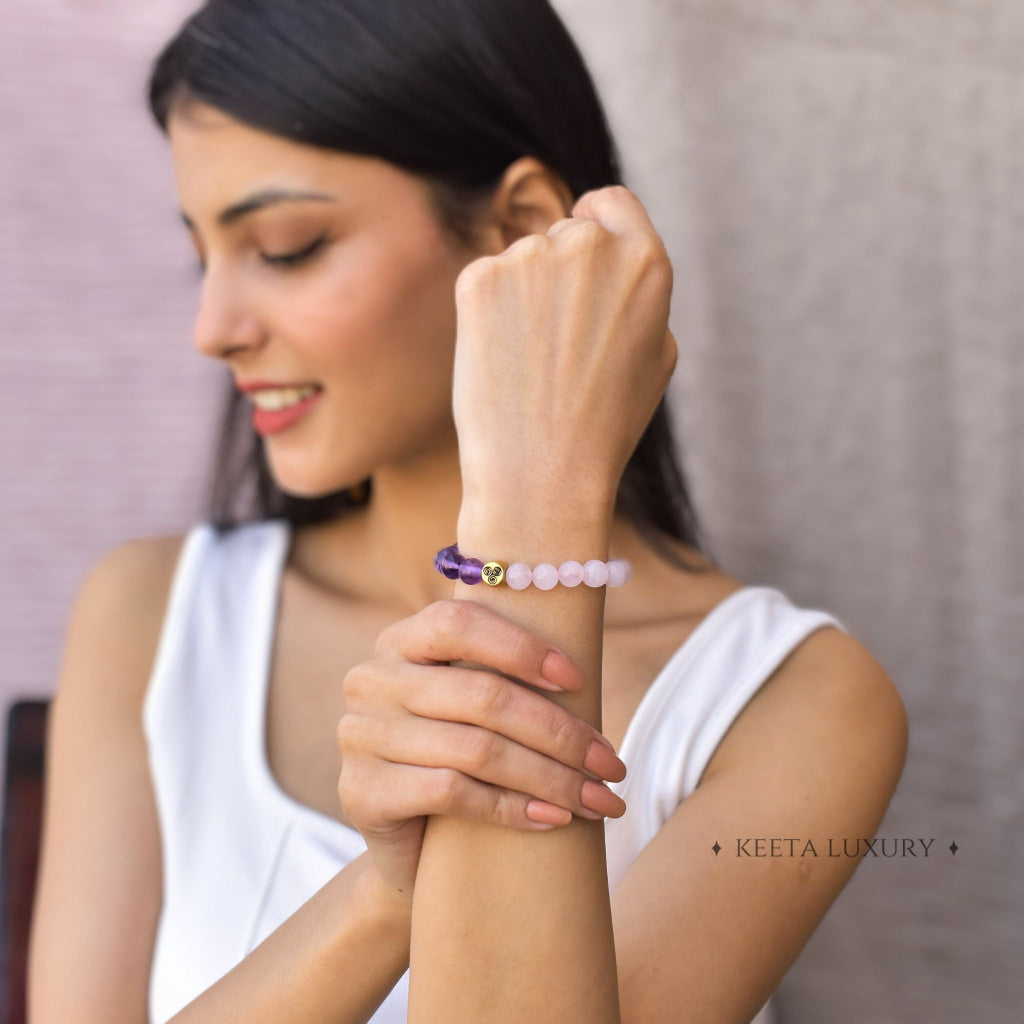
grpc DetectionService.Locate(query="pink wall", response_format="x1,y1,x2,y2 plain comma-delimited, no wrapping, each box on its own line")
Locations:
1,3,219,725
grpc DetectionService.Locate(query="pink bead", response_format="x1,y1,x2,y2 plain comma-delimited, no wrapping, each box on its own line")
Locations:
532,562,559,590
606,559,630,587
582,559,609,587
505,562,533,590
557,560,584,587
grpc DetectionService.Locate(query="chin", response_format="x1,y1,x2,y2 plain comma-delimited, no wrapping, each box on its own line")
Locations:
267,460,371,502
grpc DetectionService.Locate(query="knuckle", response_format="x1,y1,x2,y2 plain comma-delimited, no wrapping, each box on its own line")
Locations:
549,710,580,756
433,597,474,639
455,255,496,298
341,665,364,703
648,250,674,290
466,671,507,721
455,260,482,295
564,219,604,247
507,233,548,261
373,621,396,656
458,728,501,774
430,768,464,813
505,626,534,673
663,336,679,378
626,232,661,267
336,769,362,818
494,787,525,827
335,711,369,754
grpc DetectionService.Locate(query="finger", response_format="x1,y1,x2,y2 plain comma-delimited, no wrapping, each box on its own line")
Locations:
571,183,658,238
353,713,626,821
383,659,626,782
359,761,589,832
377,598,586,693
545,215,579,239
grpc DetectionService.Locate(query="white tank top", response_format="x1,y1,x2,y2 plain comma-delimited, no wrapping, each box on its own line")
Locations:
142,519,846,1024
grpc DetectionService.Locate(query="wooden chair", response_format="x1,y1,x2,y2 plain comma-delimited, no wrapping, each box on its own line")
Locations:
0,701,50,1024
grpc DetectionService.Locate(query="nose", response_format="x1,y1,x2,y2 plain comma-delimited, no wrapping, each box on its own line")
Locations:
192,263,267,359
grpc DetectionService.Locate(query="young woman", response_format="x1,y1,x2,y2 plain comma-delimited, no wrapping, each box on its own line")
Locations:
27,2,908,1022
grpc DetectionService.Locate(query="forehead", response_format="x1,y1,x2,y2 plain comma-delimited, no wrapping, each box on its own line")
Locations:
167,100,426,221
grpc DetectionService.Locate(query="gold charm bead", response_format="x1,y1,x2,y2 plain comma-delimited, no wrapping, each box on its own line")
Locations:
481,562,505,587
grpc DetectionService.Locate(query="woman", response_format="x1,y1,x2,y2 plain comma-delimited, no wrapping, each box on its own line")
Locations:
27,1,908,1022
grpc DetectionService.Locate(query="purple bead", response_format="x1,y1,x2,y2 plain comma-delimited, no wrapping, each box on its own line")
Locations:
439,548,464,580
458,556,484,585
435,544,456,573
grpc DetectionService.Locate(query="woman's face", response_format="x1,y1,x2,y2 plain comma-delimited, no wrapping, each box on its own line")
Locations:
167,100,480,497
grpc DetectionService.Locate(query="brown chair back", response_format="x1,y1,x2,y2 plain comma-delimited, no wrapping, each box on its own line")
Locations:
0,701,50,1024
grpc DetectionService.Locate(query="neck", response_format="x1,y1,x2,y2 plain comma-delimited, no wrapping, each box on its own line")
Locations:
287,445,686,624
290,443,466,615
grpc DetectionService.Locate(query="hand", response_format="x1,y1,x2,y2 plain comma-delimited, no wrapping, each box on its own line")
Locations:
452,184,677,509
335,599,628,908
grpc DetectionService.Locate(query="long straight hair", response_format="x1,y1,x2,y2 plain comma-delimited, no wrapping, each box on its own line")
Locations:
147,0,716,571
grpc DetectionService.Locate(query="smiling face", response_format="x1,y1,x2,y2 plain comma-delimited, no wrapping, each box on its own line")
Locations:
167,99,481,497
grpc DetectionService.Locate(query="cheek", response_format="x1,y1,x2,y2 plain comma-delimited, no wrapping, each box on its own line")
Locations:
299,230,462,376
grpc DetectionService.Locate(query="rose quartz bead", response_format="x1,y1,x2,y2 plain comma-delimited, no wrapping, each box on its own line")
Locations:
557,560,584,587
531,562,559,590
606,559,631,587
505,562,533,590
582,558,609,587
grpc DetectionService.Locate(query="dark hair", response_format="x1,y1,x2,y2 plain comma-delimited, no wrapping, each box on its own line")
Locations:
148,0,716,572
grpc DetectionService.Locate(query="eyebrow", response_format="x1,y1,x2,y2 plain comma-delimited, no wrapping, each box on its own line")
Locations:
179,188,338,230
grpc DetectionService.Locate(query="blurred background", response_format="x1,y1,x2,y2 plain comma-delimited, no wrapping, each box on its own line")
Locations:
1,1,1020,1021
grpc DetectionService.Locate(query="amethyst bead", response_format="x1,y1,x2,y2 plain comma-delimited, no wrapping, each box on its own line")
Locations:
458,556,484,585
439,547,464,580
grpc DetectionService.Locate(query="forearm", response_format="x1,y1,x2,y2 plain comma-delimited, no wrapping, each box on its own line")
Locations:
408,492,621,1023
169,851,411,1024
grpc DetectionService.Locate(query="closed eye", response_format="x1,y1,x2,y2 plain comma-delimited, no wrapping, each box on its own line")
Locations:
261,233,328,268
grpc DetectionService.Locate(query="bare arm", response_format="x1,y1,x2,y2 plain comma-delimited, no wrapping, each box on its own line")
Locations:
27,538,412,1024
406,183,675,1023
166,850,411,1024
408,500,622,1022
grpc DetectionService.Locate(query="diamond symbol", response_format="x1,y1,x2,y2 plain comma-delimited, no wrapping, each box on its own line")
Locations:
712,841,722,855
949,840,958,855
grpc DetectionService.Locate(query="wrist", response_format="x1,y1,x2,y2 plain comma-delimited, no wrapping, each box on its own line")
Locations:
457,486,616,561
351,853,414,934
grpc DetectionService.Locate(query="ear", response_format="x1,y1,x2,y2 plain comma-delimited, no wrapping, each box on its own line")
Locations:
475,156,575,253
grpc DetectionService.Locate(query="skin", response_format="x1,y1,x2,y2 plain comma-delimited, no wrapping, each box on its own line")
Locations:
27,96,908,1024
170,98,697,622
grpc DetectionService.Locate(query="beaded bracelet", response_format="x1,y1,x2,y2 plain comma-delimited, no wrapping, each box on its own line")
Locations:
434,542,633,590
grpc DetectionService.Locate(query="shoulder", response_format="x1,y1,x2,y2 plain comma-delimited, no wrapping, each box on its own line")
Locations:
702,619,909,796
60,532,192,707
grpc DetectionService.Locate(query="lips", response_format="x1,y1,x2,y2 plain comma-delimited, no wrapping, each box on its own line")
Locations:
249,387,324,437
235,379,323,393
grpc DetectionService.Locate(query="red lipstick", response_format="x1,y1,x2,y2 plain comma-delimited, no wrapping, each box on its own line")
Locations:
242,384,324,436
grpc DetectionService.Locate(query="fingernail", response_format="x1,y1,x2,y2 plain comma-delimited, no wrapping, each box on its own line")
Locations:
584,740,627,782
580,779,627,818
525,799,573,827
540,649,580,690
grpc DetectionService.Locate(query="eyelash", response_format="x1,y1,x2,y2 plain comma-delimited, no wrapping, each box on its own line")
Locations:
261,233,328,268
193,234,327,276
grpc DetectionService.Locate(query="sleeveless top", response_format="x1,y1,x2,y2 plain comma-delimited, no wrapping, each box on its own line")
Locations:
142,519,847,1024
